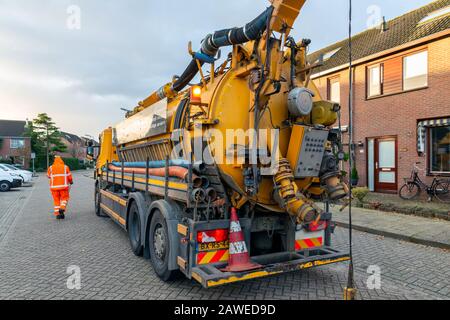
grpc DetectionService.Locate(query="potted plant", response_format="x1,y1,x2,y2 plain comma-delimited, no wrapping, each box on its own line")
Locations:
352,187,369,208
351,166,359,187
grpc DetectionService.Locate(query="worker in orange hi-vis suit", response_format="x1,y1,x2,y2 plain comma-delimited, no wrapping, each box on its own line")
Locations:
47,156,73,220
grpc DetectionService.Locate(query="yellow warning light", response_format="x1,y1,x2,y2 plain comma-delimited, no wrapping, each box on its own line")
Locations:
190,86,202,104
192,86,202,97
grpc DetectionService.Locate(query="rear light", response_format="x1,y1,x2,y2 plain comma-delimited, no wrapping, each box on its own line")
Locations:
197,229,228,243
308,221,327,232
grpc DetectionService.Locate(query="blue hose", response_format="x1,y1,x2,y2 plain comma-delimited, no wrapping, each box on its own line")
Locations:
111,160,190,169
111,160,205,172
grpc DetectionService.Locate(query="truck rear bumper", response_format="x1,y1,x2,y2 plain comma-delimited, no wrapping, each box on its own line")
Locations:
191,247,350,288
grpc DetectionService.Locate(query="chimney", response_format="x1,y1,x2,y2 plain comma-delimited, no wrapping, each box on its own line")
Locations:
380,16,388,32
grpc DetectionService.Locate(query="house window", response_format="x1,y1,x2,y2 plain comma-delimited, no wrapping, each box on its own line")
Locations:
368,64,382,97
418,6,450,25
403,51,428,91
10,139,25,149
429,125,450,174
322,48,341,61
328,77,340,104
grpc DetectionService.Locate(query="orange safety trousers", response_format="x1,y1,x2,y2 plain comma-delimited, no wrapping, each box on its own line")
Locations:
51,189,70,216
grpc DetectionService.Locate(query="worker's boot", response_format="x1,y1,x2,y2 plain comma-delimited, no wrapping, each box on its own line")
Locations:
59,209,66,220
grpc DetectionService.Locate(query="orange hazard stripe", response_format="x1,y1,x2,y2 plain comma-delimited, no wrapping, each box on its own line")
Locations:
295,237,323,250
197,249,229,265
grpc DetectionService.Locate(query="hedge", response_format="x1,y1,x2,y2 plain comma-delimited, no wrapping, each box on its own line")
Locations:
62,158,86,171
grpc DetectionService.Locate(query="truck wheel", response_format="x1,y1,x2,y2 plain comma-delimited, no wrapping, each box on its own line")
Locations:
148,209,177,281
94,185,108,218
0,181,11,192
94,186,101,215
128,202,143,256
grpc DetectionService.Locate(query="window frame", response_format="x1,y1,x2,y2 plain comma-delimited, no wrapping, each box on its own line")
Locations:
418,6,450,25
366,63,384,98
327,76,341,104
364,48,429,100
427,126,450,176
10,138,25,149
402,50,429,92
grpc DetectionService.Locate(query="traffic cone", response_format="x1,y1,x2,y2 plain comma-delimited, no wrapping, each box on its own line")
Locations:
222,208,262,272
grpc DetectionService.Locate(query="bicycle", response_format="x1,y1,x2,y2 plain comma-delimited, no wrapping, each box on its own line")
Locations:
399,162,450,203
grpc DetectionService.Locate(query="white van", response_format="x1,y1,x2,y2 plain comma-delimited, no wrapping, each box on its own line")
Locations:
0,170,22,192
0,164,32,183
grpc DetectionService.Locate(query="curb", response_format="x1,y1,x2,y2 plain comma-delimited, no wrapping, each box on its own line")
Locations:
336,221,450,251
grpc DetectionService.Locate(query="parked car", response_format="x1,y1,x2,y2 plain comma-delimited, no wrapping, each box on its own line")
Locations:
0,170,22,192
0,164,32,183
0,166,25,185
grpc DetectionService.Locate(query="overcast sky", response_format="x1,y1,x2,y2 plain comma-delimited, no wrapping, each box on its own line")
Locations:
0,0,433,137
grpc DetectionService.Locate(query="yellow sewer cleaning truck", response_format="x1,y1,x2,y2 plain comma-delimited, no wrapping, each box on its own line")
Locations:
89,0,350,288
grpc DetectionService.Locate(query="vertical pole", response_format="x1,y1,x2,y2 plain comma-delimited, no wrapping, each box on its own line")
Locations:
325,200,331,247
46,125,49,169
344,0,356,301
132,171,135,192
145,157,149,193
112,165,116,186
348,0,354,270
121,160,124,189
106,160,109,183
210,62,215,84
164,156,169,201
188,151,193,208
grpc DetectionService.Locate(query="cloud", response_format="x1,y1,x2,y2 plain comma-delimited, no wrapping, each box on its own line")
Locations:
0,0,432,136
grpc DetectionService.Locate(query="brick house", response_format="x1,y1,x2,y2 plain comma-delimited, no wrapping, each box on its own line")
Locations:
0,120,32,169
57,132,87,160
310,0,450,193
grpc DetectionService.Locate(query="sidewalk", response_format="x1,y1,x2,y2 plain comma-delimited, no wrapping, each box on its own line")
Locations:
364,192,450,221
330,204,450,250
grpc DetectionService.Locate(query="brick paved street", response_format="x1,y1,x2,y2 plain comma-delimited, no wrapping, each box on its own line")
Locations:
0,172,449,300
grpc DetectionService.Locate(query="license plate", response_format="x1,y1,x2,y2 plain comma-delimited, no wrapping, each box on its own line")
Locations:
198,240,229,252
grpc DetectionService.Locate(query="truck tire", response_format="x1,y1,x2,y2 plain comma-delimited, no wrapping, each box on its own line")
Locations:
94,185,108,218
0,181,11,192
148,209,177,281
128,202,143,256
94,186,101,216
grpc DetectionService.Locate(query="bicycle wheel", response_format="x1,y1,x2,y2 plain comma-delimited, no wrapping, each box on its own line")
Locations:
399,182,420,200
434,180,450,203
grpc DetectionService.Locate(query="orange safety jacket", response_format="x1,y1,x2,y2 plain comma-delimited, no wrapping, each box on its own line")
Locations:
47,158,73,191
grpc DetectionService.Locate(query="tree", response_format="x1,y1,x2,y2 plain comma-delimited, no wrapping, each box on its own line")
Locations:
25,114,67,169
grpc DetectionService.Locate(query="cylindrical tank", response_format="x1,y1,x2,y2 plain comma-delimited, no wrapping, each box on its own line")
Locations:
115,53,326,208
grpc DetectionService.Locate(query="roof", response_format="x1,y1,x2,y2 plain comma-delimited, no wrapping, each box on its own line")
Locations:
308,0,450,75
0,120,28,138
60,132,98,145
61,132,84,144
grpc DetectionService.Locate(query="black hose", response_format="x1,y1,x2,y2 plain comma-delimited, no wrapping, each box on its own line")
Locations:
171,6,274,93
173,59,203,92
